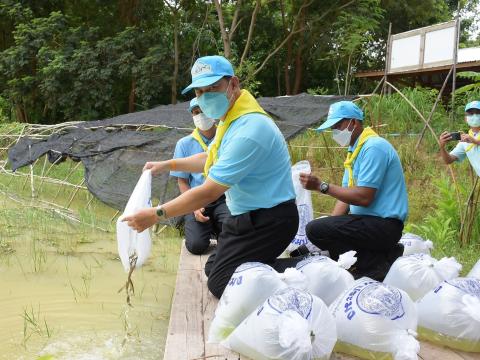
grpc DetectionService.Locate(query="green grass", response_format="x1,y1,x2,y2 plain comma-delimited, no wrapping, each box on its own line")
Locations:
1,86,479,274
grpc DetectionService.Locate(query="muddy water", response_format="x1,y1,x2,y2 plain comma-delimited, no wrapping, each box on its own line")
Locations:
0,195,180,360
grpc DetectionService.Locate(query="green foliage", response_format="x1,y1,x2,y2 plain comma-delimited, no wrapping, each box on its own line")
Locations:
455,71,480,94
0,0,469,123
362,87,450,135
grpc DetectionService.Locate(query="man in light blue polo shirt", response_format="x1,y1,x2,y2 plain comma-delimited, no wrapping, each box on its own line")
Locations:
170,98,230,255
123,55,298,298
300,101,408,281
439,100,480,176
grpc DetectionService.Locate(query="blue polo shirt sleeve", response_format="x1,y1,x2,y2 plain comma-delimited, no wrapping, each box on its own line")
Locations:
341,169,349,187
170,139,189,179
450,142,467,162
355,145,388,189
208,137,265,187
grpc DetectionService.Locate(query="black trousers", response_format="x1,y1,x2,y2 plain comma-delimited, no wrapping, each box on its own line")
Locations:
184,195,230,255
305,215,403,271
205,200,299,299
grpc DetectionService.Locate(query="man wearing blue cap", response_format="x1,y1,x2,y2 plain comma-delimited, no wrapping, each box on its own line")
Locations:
170,98,230,255
299,101,408,280
123,55,298,298
439,100,480,176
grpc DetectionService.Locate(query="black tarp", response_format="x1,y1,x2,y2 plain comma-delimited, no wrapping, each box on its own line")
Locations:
8,94,352,210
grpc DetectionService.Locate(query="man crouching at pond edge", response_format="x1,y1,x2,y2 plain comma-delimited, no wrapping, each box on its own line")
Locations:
122,55,298,298
300,101,407,281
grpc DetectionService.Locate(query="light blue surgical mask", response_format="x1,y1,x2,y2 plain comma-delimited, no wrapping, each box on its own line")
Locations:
466,114,480,127
198,81,232,119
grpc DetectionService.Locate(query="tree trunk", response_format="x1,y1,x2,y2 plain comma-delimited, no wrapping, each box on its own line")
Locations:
240,0,261,67
171,13,179,104
213,0,231,59
129,78,136,112
293,8,306,94
15,104,26,123
285,37,292,95
280,0,291,95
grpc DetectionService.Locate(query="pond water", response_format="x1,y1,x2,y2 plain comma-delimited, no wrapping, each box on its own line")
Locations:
0,194,180,360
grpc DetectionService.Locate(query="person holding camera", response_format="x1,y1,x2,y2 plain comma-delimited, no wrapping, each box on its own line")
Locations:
439,100,480,176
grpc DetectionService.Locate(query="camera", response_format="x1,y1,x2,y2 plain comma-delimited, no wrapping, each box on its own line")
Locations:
449,132,461,141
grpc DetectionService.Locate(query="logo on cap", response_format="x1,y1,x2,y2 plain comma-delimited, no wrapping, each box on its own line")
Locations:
192,62,212,77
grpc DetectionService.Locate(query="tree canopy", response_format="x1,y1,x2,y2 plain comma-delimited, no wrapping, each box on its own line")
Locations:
0,0,478,124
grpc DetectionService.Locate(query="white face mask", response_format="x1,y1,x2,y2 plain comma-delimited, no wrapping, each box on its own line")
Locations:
332,120,354,146
466,114,480,127
193,113,215,131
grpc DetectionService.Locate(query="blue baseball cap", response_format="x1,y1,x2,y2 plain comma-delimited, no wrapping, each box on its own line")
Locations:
465,100,480,112
316,101,364,132
181,55,234,95
189,97,199,112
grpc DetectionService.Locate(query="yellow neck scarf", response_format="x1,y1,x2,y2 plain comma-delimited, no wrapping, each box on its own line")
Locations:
344,127,379,187
203,89,268,176
191,128,209,151
466,129,480,152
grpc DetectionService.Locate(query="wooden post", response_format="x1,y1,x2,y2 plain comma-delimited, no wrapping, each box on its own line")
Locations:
382,23,392,94
450,15,460,121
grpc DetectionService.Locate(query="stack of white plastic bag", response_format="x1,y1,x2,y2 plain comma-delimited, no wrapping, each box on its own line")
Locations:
296,251,357,306
208,262,289,342
468,259,480,279
286,160,321,254
417,277,480,352
116,169,152,272
224,287,337,360
330,278,419,360
384,253,462,301
398,233,433,256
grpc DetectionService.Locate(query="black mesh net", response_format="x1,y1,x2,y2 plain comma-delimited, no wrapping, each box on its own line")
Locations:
8,94,352,210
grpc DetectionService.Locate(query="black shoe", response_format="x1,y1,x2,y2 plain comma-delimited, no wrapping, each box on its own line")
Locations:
388,243,404,264
289,245,311,258
349,244,404,282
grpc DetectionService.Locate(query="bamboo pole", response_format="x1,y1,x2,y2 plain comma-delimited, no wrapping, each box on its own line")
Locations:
65,178,86,209
54,161,82,200
415,65,454,151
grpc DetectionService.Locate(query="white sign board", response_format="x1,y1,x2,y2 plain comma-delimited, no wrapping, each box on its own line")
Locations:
388,21,457,74
390,35,421,69
423,26,456,66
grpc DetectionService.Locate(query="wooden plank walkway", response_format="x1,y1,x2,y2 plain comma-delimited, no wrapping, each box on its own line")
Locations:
164,242,480,360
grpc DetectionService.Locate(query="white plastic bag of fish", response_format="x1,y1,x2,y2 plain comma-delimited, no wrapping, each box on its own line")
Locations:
384,254,462,301
417,277,480,352
329,278,419,360
279,267,308,291
296,251,356,306
208,262,287,343
286,160,320,254
468,259,480,280
116,170,152,272
399,233,433,256
224,287,337,360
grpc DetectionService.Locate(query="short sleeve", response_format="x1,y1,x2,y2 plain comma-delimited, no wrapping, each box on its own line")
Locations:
170,140,190,179
341,169,349,187
355,146,388,189
450,142,466,163
208,137,266,187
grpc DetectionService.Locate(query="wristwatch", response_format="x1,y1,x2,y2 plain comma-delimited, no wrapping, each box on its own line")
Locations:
319,181,329,194
156,205,167,220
